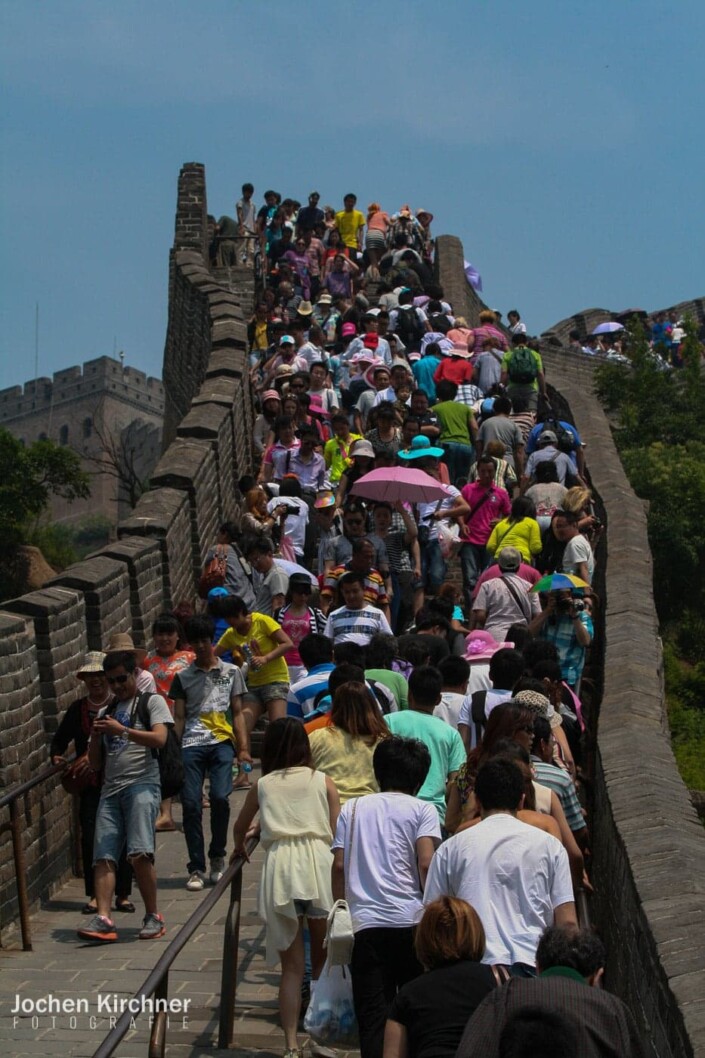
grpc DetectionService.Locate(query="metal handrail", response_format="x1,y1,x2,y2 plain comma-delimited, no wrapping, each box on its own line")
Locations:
0,755,77,950
91,834,259,1058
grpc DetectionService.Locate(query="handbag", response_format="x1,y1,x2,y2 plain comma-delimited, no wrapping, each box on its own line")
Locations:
325,900,354,966
60,754,100,795
324,797,357,966
198,544,228,598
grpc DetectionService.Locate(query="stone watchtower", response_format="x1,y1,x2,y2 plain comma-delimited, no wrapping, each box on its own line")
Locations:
0,356,164,524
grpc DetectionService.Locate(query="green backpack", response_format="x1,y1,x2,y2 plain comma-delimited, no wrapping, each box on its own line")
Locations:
508,345,538,384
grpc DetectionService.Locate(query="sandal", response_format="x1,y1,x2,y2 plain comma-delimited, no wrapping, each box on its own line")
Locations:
81,902,97,915
155,820,177,832
115,899,136,913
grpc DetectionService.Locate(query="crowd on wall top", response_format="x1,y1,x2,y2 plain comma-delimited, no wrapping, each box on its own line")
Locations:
52,182,647,1058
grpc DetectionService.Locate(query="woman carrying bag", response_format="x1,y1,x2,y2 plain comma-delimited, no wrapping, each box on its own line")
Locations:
232,718,340,1058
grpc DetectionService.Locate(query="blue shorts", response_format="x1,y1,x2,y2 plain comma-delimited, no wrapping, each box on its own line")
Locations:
293,899,329,919
93,782,160,866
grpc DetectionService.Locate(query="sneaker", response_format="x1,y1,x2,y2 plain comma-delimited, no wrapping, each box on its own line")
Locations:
210,857,226,884
186,870,206,891
77,914,118,943
139,912,166,940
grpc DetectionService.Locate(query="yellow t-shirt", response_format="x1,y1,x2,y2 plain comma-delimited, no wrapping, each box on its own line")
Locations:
217,613,289,687
486,516,542,562
308,726,382,804
324,432,363,482
335,209,365,249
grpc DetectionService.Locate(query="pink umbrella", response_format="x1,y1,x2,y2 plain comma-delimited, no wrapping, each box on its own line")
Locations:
350,467,452,503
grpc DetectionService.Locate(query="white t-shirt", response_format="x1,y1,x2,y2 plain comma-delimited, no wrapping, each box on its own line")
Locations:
423,813,573,966
433,691,465,728
324,604,392,645
298,341,326,368
560,535,594,583
457,688,515,748
267,496,309,555
332,793,441,931
473,575,541,643
417,485,461,542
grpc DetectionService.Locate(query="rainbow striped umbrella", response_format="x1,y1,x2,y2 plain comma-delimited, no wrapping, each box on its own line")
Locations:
530,573,590,593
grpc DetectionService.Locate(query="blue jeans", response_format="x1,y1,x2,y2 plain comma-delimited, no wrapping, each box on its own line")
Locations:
460,542,489,609
182,741,235,873
422,538,446,595
442,442,475,486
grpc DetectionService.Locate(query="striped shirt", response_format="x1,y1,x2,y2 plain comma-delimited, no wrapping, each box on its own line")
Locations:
322,564,388,607
324,605,393,645
531,758,585,832
287,662,335,720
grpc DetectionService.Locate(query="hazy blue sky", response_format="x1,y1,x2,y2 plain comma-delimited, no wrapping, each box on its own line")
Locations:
1,0,703,391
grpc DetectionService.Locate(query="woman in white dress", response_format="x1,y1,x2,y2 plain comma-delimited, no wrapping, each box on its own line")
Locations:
232,718,340,1058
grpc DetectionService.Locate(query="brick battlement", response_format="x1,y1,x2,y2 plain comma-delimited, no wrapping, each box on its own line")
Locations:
0,356,164,423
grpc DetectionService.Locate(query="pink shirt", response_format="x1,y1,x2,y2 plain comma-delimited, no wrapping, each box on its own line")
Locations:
367,211,391,233
472,561,542,600
460,483,511,545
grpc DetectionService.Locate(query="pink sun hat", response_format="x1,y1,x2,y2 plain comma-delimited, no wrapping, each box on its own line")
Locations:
464,630,514,662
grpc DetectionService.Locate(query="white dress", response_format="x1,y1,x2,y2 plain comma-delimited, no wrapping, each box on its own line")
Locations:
257,767,334,964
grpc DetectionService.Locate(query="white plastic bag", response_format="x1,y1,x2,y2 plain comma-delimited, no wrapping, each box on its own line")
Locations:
303,959,358,1045
324,899,354,966
438,518,461,559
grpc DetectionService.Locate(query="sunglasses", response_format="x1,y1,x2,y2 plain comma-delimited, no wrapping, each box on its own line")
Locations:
292,585,312,594
106,674,130,685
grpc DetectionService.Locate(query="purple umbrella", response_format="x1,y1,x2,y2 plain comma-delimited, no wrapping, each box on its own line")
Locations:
591,321,625,335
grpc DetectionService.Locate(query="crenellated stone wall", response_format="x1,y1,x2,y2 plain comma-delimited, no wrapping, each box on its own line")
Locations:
0,163,258,939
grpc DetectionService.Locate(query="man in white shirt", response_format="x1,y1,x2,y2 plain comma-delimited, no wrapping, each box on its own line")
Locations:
555,512,595,584
332,735,441,1058
424,757,577,973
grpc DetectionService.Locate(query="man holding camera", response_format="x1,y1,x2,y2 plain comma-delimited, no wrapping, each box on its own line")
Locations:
529,590,593,690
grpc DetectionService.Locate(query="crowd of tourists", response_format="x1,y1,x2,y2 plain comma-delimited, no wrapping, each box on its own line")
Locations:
52,185,644,1058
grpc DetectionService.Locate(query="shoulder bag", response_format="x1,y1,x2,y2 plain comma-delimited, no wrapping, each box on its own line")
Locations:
325,798,357,965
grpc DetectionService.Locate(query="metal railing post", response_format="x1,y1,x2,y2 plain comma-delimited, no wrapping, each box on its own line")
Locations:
218,868,244,1049
10,798,33,951
148,972,169,1058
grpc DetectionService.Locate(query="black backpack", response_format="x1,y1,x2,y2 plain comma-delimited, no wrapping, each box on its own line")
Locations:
540,416,576,455
135,693,184,799
428,312,452,335
395,306,425,349
470,690,488,747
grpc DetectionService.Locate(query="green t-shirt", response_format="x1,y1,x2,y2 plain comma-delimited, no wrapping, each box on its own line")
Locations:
365,668,409,711
434,401,475,445
386,710,466,820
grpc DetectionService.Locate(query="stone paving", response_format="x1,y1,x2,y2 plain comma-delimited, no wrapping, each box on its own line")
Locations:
0,775,360,1058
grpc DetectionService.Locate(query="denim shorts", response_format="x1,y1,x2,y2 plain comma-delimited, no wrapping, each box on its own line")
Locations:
245,682,290,707
294,899,329,919
93,782,160,866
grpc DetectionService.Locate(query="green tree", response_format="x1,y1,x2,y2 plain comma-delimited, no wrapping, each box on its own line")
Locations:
0,429,91,545
0,430,91,599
